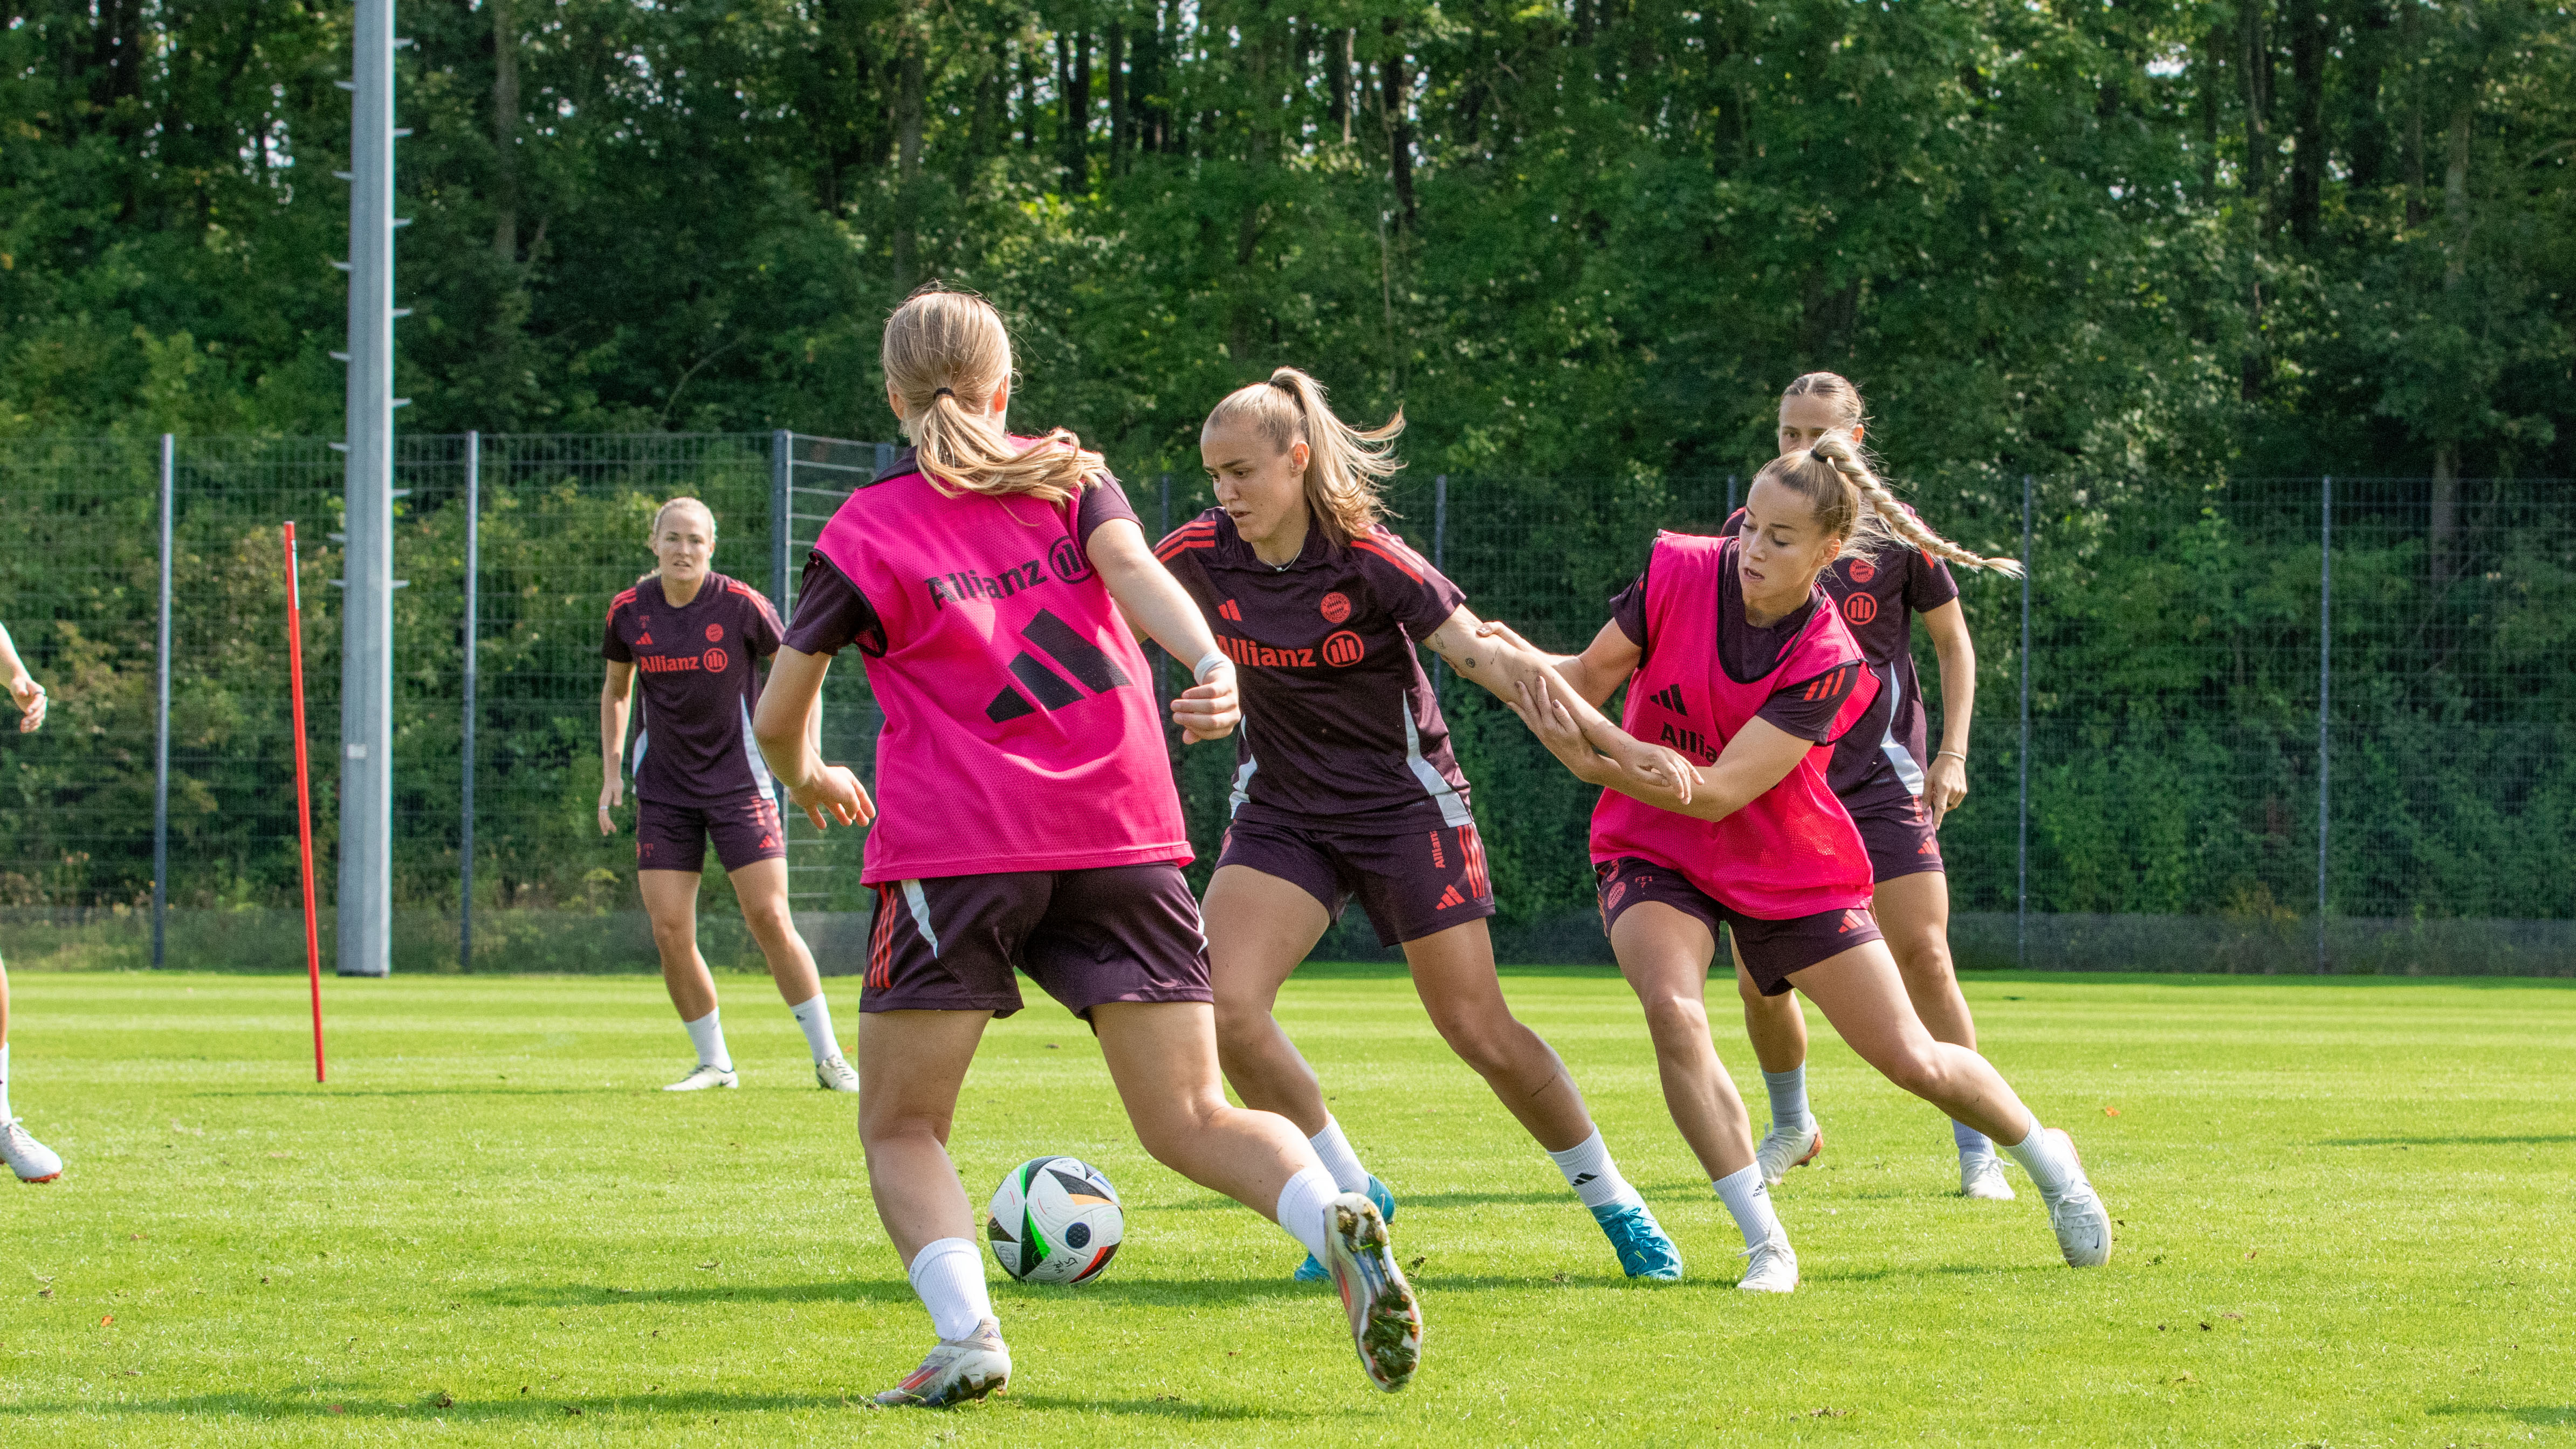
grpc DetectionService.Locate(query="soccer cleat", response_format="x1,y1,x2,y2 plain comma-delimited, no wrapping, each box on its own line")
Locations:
1294,1173,1394,1282
1590,1201,1685,1281
1754,1121,1822,1187
1323,1191,1421,1392
4,1118,63,1184
1736,1232,1799,1293
2037,1128,2111,1268
814,1055,860,1093
1960,1153,2016,1200
662,1063,738,1093
871,1318,1011,1408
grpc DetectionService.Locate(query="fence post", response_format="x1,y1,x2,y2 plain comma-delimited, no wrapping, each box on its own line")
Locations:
460,432,478,973
769,430,792,614
1726,473,1737,520
1157,475,1172,705
1432,473,1449,697
154,435,174,970
2317,475,2332,974
2018,473,2032,970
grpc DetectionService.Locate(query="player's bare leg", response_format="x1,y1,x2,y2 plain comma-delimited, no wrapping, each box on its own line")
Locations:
1094,1000,1419,1390
1790,944,2109,1266
1407,918,1679,1278
1872,870,2007,1196
2,963,61,1183
639,868,733,1090
727,857,854,1090
1206,866,1398,1277
1609,903,1789,1288
857,1009,1009,1406
1736,959,1822,1186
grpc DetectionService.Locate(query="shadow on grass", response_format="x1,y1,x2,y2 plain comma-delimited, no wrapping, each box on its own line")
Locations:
1004,1395,1318,1420
187,1088,640,1100
2320,1135,2576,1147
1795,1262,2019,1286
1144,1188,1612,1213
2425,1405,2576,1425
466,1282,911,1309
0,1388,853,1421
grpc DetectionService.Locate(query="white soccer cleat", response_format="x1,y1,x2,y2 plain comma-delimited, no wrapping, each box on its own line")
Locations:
662,1063,738,1093
1960,1155,2016,1200
814,1056,860,1093
1735,1232,1799,1293
2037,1128,2111,1267
4,1118,63,1184
871,1318,1011,1408
1323,1191,1421,1392
1754,1121,1822,1187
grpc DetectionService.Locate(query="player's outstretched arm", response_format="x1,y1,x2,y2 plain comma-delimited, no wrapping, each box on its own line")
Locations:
1472,617,1633,709
597,662,634,835
751,647,875,830
1502,674,1815,822
0,622,45,733
1084,518,1240,744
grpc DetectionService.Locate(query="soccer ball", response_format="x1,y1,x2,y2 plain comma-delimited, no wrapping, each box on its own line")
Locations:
986,1156,1124,1285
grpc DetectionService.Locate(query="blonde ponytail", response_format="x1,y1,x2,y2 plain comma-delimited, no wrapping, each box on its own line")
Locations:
882,283,1103,505
1809,434,2023,577
1203,367,1403,548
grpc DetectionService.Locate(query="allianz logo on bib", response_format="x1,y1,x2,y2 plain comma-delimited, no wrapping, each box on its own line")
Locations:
1655,721,1718,764
924,538,1092,610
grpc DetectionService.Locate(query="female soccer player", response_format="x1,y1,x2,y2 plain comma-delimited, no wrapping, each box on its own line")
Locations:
1,621,61,1184
597,499,854,1093
1733,373,2015,1199
751,286,1421,1407
1485,436,2111,1286
1161,367,1688,1282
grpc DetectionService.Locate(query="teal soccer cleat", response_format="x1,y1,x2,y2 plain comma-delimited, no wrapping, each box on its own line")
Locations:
1592,1200,1685,1281
1295,1174,1395,1282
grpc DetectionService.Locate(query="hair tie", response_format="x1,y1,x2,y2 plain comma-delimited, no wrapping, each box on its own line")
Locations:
931,387,954,401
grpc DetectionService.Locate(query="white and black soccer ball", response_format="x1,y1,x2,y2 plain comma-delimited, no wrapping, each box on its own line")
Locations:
986,1156,1124,1285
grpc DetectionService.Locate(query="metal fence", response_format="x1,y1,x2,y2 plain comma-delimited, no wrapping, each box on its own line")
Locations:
2,435,2567,975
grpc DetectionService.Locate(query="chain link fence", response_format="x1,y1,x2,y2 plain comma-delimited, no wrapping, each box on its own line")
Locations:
3,436,2567,975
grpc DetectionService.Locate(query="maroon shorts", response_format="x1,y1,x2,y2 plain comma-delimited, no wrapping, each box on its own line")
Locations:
860,864,1212,1021
635,793,786,875
1216,814,1496,948
1593,857,1884,997
1843,771,1945,883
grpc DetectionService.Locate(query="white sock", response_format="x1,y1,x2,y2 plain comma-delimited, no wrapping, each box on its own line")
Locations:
1712,1163,1784,1251
906,1237,994,1342
682,1010,732,1073
2003,1122,2080,1198
787,994,841,1065
1273,1164,1339,1263
0,1042,11,1121
1307,1116,1372,1194
1545,1128,1645,1211
1762,1066,1813,1135
1954,1117,1995,1162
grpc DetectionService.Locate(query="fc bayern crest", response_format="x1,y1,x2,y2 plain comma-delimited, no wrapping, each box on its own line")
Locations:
1849,557,1877,583
1319,591,1352,623
705,623,725,642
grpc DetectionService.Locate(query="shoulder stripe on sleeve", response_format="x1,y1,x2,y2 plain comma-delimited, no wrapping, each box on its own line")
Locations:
1348,535,1426,582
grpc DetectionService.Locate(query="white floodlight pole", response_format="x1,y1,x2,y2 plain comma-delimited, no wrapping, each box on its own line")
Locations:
336,0,401,976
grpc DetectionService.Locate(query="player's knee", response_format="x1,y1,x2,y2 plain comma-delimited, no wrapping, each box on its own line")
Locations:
1877,1044,1948,1100
1428,1010,1520,1077
1639,993,1710,1051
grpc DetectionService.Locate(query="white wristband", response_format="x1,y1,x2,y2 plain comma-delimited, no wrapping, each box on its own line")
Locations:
1192,651,1231,684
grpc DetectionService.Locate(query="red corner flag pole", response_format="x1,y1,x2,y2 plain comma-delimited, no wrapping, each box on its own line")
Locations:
284,522,326,1083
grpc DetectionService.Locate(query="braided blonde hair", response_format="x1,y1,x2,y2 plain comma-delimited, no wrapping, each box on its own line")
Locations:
1202,367,1403,548
1753,435,2023,576
883,283,1103,505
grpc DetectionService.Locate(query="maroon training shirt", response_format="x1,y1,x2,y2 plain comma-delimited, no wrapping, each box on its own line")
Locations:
1719,507,1960,793
1155,510,1472,832
781,450,1142,659
601,569,785,804
1609,539,1865,743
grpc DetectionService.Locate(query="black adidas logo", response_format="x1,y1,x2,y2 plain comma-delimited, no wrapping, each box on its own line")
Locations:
1650,685,1687,715
1571,1172,1598,1185
985,608,1136,723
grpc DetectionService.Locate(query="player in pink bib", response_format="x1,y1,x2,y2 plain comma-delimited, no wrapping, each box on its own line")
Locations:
748,286,1421,1408
1483,436,2112,1287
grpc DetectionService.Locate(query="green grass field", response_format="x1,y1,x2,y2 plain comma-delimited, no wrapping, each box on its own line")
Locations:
3,967,2570,1446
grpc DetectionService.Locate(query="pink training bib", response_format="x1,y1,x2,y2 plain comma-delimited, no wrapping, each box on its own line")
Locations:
810,458,1189,883
1591,532,1880,919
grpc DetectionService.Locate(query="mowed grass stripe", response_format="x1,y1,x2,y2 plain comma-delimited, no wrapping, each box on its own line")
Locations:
2,970,2568,1446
